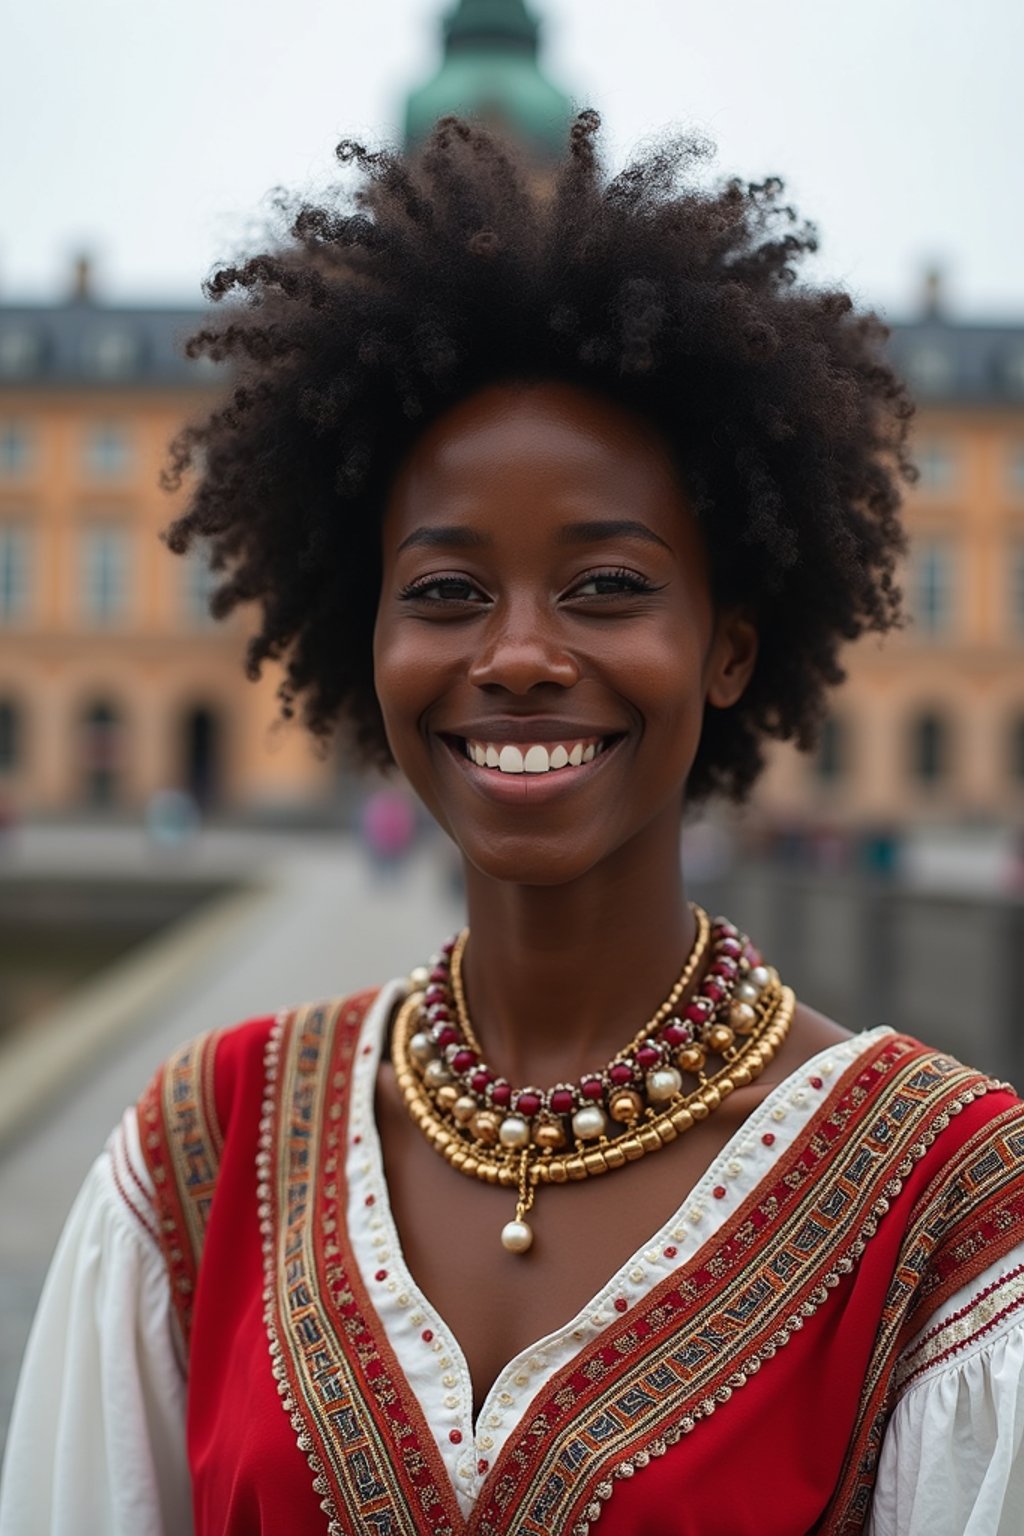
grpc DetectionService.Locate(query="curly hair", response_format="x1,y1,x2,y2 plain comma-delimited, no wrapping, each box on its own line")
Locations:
163,110,912,803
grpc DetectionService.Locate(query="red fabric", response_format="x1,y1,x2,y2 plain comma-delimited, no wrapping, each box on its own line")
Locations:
180,1014,1024,1536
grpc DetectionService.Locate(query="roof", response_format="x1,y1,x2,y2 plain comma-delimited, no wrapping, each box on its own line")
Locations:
2,297,1023,408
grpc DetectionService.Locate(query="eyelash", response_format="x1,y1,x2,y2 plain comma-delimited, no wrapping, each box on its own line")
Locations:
398,568,659,603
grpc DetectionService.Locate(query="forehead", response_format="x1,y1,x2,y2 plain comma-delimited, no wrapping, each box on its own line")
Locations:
384,380,691,535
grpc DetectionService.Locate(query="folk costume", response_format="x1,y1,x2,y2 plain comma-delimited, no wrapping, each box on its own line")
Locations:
4,979,1024,1535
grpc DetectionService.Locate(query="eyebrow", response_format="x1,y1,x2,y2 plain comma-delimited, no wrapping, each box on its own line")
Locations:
396,518,672,554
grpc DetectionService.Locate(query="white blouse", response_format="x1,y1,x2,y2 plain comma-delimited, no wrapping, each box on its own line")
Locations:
2,993,1023,1536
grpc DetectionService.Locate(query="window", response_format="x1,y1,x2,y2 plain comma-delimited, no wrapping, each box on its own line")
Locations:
814,715,847,784
915,440,955,491
0,527,30,623
910,711,950,785
0,421,31,477
0,329,42,378
1011,716,1024,786
911,536,954,637
1011,545,1024,639
80,700,123,807
905,345,954,397
84,423,132,478
81,527,129,624
0,700,20,773
82,328,140,379
183,543,219,626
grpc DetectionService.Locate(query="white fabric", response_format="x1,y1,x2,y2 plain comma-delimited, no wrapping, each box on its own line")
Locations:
0,1110,191,1536
2,989,1022,1535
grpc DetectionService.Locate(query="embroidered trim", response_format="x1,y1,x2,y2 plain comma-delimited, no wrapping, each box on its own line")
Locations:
469,1045,1021,1536
108,1123,160,1245
137,1029,224,1352
261,994,465,1536
893,1262,1024,1395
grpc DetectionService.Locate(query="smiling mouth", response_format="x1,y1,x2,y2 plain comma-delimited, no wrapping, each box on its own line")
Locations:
454,735,621,776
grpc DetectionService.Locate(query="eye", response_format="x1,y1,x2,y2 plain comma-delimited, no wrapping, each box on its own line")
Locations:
569,568,659,599
398,574,488,604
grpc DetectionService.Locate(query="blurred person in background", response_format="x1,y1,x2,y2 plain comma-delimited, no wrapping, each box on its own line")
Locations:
3,113,1023,1535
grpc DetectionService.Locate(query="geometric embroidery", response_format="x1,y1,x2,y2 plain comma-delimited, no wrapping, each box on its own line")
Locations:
137,1029,223,1354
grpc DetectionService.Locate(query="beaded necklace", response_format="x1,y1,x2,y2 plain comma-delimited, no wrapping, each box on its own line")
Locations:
394,907,794,1253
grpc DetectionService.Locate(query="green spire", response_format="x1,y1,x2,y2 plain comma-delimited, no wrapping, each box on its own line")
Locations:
404,0,573,162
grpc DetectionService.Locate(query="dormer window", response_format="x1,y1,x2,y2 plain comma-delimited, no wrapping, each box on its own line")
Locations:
83,328,141,379
0,329,42,378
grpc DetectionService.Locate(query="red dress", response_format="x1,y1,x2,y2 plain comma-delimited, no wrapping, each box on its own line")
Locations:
137,992,1024,1536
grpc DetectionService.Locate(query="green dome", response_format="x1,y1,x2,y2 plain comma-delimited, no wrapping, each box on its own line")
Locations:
405,0,573,162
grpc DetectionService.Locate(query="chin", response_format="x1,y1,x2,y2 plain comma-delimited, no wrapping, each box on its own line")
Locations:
457,831,606,889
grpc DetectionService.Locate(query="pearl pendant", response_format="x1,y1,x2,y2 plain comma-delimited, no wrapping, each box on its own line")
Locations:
646,1066,683,1103
572,1104,608,1140
409,1031,437,1065
498,1114,531,1150
409,965,431,990
501,1218,534,1253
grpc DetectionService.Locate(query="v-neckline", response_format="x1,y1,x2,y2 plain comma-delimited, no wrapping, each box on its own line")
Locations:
347,981,888,1466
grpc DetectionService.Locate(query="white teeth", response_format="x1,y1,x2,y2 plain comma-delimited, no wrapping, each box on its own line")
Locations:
464,737,610,773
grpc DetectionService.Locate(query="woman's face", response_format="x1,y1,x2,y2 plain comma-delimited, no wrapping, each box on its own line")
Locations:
373,381,757,886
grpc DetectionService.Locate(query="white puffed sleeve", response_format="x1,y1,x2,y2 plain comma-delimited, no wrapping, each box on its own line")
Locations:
0,1110,192,1536
867,1247,1024,1536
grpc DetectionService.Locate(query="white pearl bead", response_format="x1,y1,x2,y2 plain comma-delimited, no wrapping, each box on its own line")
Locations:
409,966,431,990
646,1067,682,1103
501,1219,533,1253
409,1031,437,1065
736,981,760,1005
572,1105,607,1140
423,1059,453,1088
498,1115,531,1150
749,965,771,989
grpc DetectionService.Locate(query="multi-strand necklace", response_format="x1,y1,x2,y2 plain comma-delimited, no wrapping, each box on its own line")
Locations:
393,906,794,1253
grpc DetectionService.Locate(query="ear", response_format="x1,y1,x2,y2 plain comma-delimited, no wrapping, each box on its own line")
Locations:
705,608,758,710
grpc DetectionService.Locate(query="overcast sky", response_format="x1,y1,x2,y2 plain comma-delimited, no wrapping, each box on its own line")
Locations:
4,0,1022,321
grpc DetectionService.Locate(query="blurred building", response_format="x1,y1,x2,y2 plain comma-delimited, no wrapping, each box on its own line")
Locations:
759,274,1024,836
0,3,1022,830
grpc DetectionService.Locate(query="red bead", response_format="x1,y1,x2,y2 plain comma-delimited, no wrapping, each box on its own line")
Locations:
580,1078,605,1100
430,965,448,983
663,1023,688,1046
353,1134,362,1144
361,1043,373,1055
471,1070,493,1093
810,1076,823,1090
441,938,456,954
516,1091,541,1117
609,1063,633,1085
365,1194,375,1206
718,937,742,958
614,1297,628,1313
551,1089,575,1114
710,960,737,979
421,1328,434,1342
427,1004,451,1022
685,999,712,1023
435,1026,459,1048
664,1245,678,1259
491,1082,511,1107
424,984,446,1004
761,1132,776,1146
703,981,725,1004
745,945,762,966
478,1459,489,1475
449,1429,463,1445
635,1045,659,1069
375,1269,387,1282
713,1185,727,1199
452,1049,477,1073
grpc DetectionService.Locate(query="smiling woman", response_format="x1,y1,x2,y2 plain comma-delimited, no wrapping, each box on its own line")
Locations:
4,115,1024,1536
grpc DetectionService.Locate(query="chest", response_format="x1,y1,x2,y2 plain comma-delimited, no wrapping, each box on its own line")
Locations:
375,1065,754,1413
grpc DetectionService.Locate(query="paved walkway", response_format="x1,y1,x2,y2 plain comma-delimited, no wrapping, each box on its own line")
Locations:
0,830,462,1452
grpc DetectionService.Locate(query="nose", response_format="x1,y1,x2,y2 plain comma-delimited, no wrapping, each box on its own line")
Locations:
466,600,580,694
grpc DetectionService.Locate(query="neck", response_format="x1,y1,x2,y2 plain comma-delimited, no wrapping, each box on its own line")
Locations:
458,811,696,1086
